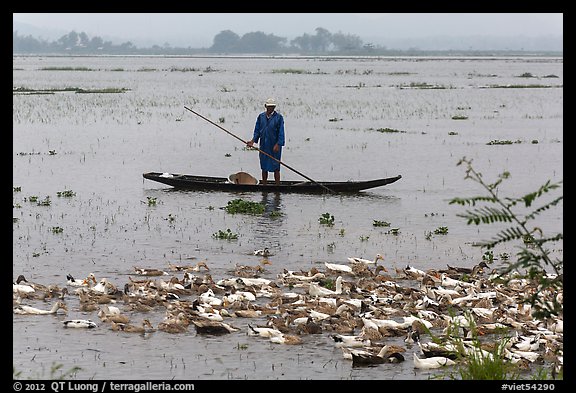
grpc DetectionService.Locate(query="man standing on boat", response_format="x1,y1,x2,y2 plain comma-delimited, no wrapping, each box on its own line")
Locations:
247,98,285,185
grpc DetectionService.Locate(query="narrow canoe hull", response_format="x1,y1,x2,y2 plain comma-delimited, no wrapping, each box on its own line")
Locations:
143,172,401,194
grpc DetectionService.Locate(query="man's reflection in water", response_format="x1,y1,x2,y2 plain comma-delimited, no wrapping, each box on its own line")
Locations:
251,192,285,261
261,191,282,218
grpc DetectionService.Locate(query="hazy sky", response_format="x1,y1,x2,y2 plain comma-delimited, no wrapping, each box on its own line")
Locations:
13,13,563,49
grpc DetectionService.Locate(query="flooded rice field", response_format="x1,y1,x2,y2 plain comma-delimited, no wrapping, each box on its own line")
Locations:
13,55,563,380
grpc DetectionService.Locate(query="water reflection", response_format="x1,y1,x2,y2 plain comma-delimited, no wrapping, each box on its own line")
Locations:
251,192,286,252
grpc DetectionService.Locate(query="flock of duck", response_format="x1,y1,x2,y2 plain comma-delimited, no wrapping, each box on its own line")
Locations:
13,252,563,377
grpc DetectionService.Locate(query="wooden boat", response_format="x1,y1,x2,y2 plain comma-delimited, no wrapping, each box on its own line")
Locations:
143,172,401,194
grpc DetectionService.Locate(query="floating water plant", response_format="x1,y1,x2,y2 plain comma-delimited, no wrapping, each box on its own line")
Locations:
212,228,238,240
372,220,390,227
57,190,76,198
224,199,264,215
451,115,468,120
37,196,51,206
433,226,449,235
318,213,335,226
145,196,157,206
486,140,515,145
375,127,405,133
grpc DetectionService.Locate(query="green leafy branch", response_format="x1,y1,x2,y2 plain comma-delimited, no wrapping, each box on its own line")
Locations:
449,157,563,319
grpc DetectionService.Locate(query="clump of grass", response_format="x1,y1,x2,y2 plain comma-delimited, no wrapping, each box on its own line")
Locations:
224,199,265,215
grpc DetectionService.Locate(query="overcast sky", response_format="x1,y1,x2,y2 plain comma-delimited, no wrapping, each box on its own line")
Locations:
13,13,563,50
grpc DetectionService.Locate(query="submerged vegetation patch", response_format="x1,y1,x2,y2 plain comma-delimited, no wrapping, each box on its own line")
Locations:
13,86,130,95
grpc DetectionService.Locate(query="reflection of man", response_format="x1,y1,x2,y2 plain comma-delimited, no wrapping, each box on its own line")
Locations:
246,98,285,185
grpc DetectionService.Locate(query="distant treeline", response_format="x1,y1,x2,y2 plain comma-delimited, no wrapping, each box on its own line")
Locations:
13,28,562,56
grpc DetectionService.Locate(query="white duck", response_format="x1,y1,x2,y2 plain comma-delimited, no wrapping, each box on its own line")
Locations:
253,248,271,257
324,262,353,273
92,278,114,294
63,319,98,328
330,334,371,348
66,273,96,287
348,254,384,265
308,276,343,297
13,301,68,315
247,324,283,338
13,281,35,295
413,353,456,369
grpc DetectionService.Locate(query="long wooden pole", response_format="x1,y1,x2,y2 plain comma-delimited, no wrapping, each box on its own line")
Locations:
184,106,335,194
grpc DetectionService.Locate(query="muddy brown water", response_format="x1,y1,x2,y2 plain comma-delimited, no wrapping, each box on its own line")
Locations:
13,55,562,380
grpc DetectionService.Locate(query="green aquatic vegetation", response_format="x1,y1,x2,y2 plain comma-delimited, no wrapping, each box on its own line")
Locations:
13,86,129,94
40,66,94,71
51,226,63,234
372,220,390,227
398,82,449,89
486,140,514,145
484,84,560,89
37,196,51,206
319,213,335,226
75,87,130,94
452,115,469,120
433,226,449,235
374,127,406,133
272,68,313,74
57,190,76,198
145,196,157,206
224,199,265,215
212,228,238,240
